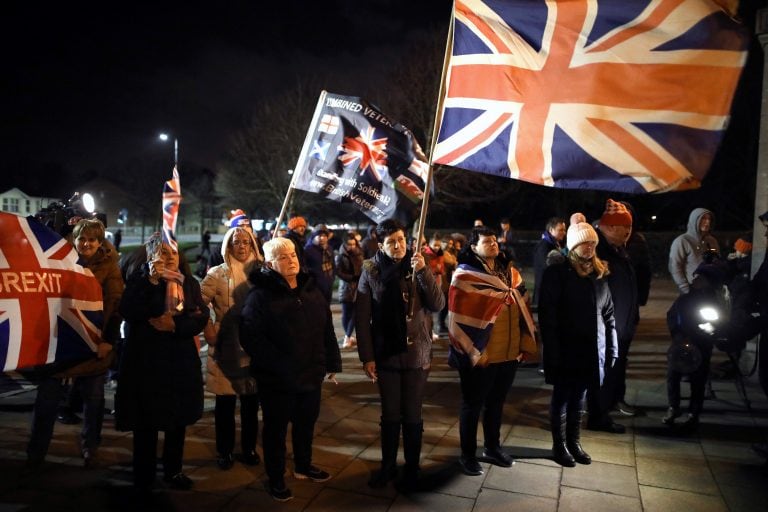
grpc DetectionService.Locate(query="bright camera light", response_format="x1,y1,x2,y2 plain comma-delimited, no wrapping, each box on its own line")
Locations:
158,133,169,141
81,193,95,213
699,306,719,322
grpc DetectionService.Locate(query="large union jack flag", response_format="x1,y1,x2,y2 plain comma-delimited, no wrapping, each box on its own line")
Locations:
433,0,748,193
163,166,182,248
0,212,103,372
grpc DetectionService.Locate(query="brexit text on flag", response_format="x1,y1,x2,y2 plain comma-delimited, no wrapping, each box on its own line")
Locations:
293,92,429,223
433,0,748,194
0,212,104,372
163,166,182,248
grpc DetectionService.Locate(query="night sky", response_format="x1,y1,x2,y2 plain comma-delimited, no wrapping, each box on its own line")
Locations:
2,0,765,230
2,0,451,176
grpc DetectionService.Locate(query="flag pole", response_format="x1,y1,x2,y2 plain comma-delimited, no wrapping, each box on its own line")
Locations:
408,5,455,319
273,90,328,238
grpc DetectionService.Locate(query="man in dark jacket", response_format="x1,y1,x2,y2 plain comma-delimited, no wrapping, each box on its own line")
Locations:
532,217,566,307
621,201,652,306
240,237,341,502
283,215,308,268
304,225,335,304
590,199,638,433
361,225,379,259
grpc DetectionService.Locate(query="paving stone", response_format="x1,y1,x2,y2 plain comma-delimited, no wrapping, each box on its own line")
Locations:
559,486,642,512
561,461,639,498
483,460,560,499
474,487,557,512
639,485,728,512
636,456,719,495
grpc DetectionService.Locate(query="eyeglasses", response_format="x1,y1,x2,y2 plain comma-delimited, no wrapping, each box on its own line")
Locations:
231,240,251,247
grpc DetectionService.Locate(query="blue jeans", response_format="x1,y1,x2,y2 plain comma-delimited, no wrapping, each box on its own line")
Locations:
27,373,106,462
79,373,106,450
341,302,355,337
28,377,63,463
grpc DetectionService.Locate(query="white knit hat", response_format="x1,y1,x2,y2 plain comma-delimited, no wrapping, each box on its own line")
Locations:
567,222,599,251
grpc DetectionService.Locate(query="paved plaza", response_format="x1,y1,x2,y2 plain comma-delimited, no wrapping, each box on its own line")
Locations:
1,278,767,511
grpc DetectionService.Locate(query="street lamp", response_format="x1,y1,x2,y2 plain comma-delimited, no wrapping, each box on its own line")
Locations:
158,132,179,168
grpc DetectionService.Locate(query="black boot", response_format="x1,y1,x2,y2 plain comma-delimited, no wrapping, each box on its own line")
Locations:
566,411,591,465
397,422,423,492
368,420,400,488
550,412,575,467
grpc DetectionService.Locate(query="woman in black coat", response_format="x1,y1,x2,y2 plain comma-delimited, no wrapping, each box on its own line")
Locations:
116,233,208,492
538,222,618,467
240,237,342,502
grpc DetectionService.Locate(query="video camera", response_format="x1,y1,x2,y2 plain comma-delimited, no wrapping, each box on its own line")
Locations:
35,192,99,238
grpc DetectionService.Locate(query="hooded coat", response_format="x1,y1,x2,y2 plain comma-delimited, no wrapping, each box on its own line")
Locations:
538,260,618,387
669,208,720,293
200,227,262,396
240,268,341,393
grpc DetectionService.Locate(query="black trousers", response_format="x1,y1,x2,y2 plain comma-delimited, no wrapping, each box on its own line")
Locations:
609,333,634,405
214,393,259,456
458,361,518,457
259,386,321,486
132,426,186,488
550,383,587,418
667,349,712,417
377,367,429,423
588,334,633,424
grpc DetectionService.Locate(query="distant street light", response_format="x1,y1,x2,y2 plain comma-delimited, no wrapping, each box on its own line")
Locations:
158,132,179,168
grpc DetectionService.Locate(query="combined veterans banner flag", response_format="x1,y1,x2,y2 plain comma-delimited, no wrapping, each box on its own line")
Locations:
0,212,103,372
433,0,749,193
293,91,429,223
162,166,182,248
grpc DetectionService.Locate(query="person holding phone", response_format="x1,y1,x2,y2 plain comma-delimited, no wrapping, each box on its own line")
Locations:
115,232,208,494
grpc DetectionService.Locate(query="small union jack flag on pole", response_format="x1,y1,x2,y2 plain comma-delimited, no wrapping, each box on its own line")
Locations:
433,0,748,193
162,166,182,248
0,212,103,372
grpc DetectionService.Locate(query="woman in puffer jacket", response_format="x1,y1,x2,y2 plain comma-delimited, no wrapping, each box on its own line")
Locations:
201,226,263,470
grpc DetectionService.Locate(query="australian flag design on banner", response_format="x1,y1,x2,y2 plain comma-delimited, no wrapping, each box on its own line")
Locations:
294,91,428,224
433,0,748,193
0,212,103,373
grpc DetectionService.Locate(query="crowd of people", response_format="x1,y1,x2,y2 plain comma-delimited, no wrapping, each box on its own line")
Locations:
23,204,768,501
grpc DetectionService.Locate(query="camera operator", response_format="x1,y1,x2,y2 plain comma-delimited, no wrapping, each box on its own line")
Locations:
663,256,731,432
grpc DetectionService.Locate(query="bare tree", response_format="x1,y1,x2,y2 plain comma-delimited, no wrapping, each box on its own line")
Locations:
215,79,339,219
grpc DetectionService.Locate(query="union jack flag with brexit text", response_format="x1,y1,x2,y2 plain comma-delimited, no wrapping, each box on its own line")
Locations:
433,0,748,193
0,212,103,373
163,166,182,248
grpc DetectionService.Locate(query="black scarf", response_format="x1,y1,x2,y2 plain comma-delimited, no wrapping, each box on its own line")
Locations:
377,250,413,359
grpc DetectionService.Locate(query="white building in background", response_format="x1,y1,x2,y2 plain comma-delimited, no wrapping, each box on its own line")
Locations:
0,188,60,216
